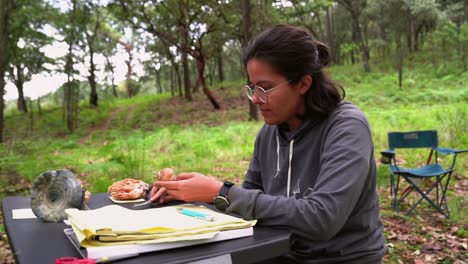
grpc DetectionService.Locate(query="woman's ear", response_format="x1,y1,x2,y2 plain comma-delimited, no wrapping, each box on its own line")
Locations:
299,75,312,95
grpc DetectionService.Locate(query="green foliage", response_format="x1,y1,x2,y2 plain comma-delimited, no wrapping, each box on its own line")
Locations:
1,56,467,264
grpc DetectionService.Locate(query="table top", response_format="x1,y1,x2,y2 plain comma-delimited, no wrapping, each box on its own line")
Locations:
2,193,290,264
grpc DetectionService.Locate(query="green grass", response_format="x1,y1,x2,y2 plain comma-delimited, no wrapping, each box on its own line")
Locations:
1,62,467,195
1,56,467,264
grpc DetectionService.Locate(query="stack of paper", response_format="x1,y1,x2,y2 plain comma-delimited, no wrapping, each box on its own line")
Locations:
65,204,256,247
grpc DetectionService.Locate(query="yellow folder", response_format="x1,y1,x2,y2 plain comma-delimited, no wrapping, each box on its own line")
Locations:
65,204,256,247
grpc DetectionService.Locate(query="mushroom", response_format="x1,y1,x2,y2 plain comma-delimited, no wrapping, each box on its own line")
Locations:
108,178,150,200
158,168,174,181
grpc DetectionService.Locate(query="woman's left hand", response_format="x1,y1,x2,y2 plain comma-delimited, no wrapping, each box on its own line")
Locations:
151,172,223,204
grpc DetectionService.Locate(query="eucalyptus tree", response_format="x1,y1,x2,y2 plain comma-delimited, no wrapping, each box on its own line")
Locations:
0,0,13,143
336,0,371,72
100,23,119,97
56,0,86,132
279,0,332,40
102,42,118,98
368,0,440,87
142,38,167,94
116,0,236,110
81,0,104,107
98,12,138,98
7,0,54,113
241,0,256,120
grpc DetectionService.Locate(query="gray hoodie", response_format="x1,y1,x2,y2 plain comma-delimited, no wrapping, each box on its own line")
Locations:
226,101,386,263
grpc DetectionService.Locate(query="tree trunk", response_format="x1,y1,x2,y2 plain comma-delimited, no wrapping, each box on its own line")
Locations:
173,62,182,97
414,24,422,52
16,82,27,112
156,70,162,93
314,12,324,40
217,47,224,83
242,0,258,121
126,56,133,98
350,50,356,64
111,84,117,98
461,32,467,71
170,67,175,96
182,49,192,100
465,0,468,23
65,0,77,132
201,76,221,110
195,55,221,110
88,50,98,106
442,39,447,69
352,18,370,72
406,18,413,53
326,6,334,65
15,67,27,112
397,34,404,89
37,96,42,116
192,66,201,94
0,0,13,143
105,55,118,98
28,98,33,133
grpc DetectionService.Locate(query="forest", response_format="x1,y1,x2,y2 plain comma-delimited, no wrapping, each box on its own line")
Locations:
0,0,467,263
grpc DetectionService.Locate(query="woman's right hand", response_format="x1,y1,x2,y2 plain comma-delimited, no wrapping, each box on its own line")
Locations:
150,172,223,204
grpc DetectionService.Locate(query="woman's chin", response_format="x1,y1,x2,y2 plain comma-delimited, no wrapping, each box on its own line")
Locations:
262,116,280,126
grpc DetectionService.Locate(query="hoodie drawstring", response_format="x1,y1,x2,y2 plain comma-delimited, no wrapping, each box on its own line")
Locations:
274,136,280,178
274,135,295,197
287,139,295,197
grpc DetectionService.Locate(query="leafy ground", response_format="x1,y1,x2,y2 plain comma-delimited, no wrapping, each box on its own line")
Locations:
0,62,467,263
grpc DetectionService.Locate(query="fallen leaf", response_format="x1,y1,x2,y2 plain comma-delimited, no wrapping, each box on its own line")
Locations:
450,226,459,234
424,254,432,261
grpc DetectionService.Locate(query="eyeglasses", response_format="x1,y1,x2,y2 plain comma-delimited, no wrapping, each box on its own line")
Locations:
244,80,292,104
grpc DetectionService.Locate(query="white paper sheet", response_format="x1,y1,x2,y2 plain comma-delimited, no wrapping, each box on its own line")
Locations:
12,209,36,219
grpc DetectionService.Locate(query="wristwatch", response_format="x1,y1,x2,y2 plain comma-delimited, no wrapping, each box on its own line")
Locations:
213,181,234,212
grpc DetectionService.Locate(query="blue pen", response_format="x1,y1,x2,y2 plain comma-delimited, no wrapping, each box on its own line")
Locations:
177,208,215,221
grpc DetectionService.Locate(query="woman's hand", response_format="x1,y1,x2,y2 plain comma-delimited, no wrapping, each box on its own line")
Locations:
149,172,223,204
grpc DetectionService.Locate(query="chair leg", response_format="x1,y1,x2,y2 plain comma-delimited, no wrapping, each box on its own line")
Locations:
402,175,450,218
436,176,440,207
393,174,402,212
440,172,452,218
399,186,413,203
390,173,396,210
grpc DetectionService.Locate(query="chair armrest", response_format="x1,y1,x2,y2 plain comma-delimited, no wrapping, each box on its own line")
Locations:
380,150,395,164
435,147,468,155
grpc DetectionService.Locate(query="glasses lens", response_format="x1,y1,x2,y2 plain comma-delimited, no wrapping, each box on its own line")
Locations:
244,85,254,100
254,87,267,103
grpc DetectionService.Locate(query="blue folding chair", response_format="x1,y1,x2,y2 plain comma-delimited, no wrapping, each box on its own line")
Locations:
381,130,467,218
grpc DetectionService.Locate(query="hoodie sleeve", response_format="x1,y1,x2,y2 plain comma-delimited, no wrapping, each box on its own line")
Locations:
241,131,264,191
226,117,373,241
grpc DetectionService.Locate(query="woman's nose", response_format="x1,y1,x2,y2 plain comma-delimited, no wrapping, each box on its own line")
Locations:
252,93,264,105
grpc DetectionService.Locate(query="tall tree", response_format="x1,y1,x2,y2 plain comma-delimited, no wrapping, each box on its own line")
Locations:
336,0,371,72
241,0,258,121
285,0,330,40
7,0,54,113
98,11,126,98
116,0,226,109
63,0,81,132
0,0,13,143
82,0,103,106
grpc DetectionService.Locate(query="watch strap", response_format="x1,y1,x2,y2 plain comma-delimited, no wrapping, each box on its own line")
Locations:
218,181,234,198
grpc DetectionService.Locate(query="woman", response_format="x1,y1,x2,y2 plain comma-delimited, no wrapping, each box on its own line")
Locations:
151,24,385,263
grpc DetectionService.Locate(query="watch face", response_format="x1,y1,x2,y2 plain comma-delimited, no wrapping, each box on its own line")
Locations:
214,196,229,211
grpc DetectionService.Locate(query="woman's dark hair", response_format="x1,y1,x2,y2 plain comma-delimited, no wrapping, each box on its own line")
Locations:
243,24,345,119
